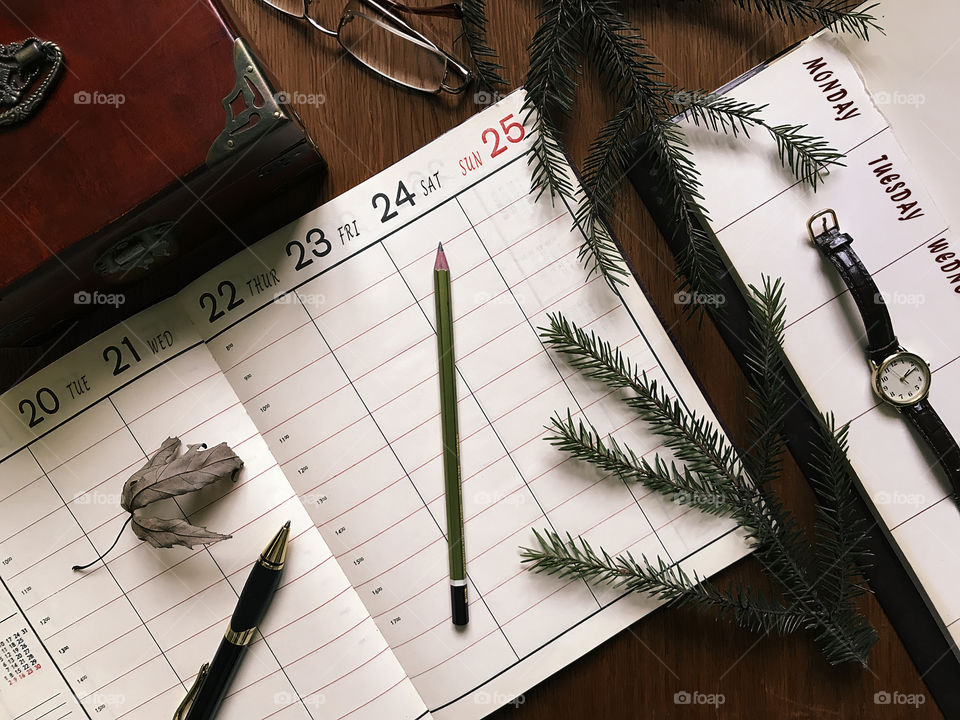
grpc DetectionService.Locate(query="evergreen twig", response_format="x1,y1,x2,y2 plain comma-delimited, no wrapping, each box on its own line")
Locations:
459,0,508,91
719,1,883,41
520,0,877,301
524,280,877,665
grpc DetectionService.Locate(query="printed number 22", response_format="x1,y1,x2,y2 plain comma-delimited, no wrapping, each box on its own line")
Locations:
482,114,525,159
199,280,244,323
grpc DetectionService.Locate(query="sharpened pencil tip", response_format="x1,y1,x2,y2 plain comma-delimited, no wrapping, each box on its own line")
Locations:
434,243,449,271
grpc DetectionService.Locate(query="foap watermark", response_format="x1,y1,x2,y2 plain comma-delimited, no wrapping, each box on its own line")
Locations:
273,691,325,709
673,690,725,707
74,290,125,308
473,488,528,508
674,290,726,308
874,289,925,307
472,289,524,307
671,491,727,509
873,91,926,108
74,492,122,506
874,491,926,508
74,90,125,107
275,90,326,107
672,90,719,106
874,690,925,707
83,692,126,707
474,90,507,106
473,691,525,707
273,290,326,308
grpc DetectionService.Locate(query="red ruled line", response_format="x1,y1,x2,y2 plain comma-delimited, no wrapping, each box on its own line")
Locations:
39,368,222,475
370,404,657,621
303,190,535,327
258,221,586,468
407,505,698,681
296,286,614,503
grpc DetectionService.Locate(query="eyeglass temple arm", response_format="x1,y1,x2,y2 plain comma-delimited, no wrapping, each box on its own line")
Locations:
379,0,463,20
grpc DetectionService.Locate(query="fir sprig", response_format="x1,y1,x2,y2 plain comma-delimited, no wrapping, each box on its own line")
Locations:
514,0,876,297
522,0,583,203
673,93,846,189
523,279,877,665
459,0,507,91
719,1,883,41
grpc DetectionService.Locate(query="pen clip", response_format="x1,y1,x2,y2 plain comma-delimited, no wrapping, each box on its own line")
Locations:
173,662,209,720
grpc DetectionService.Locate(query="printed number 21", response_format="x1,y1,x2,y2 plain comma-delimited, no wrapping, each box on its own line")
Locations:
482,114,525,159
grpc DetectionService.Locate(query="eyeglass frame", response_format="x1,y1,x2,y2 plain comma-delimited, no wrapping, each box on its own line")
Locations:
262,0,473,95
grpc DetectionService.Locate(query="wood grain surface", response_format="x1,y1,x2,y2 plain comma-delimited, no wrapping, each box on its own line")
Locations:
1,1,942,718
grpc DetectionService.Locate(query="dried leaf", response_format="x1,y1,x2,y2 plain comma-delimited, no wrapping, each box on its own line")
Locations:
73,436,242,570
120,436,181,510
131,514,232,549
122,441,243,512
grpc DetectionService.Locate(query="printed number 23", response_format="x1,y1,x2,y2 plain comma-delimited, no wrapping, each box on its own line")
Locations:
482,114,525,159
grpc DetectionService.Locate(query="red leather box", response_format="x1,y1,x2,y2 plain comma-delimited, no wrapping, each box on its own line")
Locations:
0,0,325,348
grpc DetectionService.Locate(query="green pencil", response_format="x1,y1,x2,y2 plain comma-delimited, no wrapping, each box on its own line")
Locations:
434,242,468,626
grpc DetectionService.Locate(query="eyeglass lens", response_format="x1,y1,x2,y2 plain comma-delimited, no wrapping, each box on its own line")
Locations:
338,2,449,93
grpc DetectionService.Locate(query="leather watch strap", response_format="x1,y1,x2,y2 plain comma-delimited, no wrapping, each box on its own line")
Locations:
904,400,960,499
811,224,899,364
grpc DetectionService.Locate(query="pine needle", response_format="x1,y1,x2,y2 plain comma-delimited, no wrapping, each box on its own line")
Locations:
526,283,877,665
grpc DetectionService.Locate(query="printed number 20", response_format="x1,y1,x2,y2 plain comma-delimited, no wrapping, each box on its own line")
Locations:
482,114,525,159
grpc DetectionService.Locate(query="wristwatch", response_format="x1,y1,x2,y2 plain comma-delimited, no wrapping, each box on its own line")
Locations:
807,209,960,499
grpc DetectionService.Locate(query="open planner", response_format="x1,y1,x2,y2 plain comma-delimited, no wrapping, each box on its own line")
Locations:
0,91,749,720
680,16,960,657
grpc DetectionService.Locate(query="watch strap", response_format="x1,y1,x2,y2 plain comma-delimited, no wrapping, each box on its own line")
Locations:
904,400,960,500
811,224,899,364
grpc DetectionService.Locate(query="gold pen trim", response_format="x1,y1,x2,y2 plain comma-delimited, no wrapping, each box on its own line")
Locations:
173,662,209,720
258,520,290,570
224,625,256,646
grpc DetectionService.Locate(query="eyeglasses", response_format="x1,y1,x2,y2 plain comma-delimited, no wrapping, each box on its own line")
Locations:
256,0,473,95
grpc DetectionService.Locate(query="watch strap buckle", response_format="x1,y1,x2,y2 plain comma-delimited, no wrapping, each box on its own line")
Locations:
807,209,852,252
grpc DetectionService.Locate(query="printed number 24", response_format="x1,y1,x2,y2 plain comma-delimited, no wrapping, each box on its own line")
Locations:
482,114,525,159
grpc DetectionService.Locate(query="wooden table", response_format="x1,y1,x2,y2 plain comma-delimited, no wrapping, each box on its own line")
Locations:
220,3,943,717
1,1,941,718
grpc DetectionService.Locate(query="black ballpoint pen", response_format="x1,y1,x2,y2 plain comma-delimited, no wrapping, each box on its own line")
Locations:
174,521,291,720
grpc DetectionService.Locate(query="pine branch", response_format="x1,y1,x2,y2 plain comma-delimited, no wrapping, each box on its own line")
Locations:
637,119,726,306
546,412,742,516
765,123,845,190
722,0,883,41
569,2,669,288
523,0,585,203
742,276,788,488
460,0,507,90
673,92,845,189
535,308,878,664
540,312,745,482
522,530,811,635
809,415,874,612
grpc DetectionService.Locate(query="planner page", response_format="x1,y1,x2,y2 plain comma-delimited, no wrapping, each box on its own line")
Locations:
0,299,427,720
680,34,960,654
180,91,750,720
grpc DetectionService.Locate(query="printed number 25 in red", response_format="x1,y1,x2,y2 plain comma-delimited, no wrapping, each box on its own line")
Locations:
482,114,525,159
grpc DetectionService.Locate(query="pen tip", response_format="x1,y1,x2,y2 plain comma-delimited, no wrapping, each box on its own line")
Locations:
434,243,449,271
260,522,291,568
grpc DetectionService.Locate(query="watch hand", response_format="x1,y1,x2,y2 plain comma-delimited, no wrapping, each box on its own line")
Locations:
904,367,918,379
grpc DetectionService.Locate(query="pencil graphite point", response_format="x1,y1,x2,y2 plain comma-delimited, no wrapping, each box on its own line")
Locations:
434,243,449,271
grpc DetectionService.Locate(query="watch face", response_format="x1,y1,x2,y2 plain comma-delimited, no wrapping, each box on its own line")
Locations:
874,352,931,406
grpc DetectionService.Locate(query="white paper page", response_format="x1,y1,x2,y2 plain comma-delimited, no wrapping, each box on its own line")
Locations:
681,34,960,653
180,91,751,720
0,300,427,720
838,0,960,232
